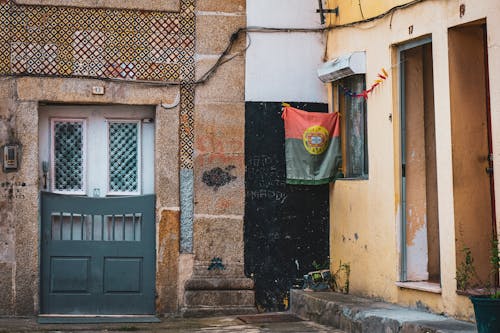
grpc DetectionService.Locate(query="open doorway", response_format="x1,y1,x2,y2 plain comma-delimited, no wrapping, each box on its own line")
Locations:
398,38,441,284
449,21,497,289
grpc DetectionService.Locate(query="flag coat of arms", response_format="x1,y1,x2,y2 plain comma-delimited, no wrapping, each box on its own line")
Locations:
282,106,342,185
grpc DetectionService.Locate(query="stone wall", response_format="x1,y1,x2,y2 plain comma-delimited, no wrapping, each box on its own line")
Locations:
180,0,255,316
0,77,180,315
0,0,252,316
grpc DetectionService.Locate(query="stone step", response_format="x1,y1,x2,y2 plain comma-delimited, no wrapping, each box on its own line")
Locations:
290,290,477,333
181,306,258,318
184,290,255,307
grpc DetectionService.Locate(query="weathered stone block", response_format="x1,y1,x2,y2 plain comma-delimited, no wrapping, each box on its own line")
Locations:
196,14,246,55
0,204,15,262
0,263,13,315
192,215,244,268
196,0,246,13
155,105,180,208
16,77,179,106
193,153,244,215
195,56,245,103
14,187,38,315
194,103,244,155
185,290,255,307
185,277,253,290
14,101,38,144
15,0,180,12
156,209,180,314
0,79,14,119
0,121,11,145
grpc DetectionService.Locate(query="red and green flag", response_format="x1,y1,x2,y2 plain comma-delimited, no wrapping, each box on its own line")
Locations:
282,106,342,185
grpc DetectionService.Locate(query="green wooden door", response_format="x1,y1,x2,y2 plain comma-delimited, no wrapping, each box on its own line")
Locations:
40,192,156,314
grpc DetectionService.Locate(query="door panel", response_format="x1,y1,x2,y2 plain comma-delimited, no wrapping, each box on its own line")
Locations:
41,189,156,314
449,24,494,284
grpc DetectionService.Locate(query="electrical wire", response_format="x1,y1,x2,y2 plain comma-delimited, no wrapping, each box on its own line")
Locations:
3,0,427,88
358,0,365,20
329,0,426,29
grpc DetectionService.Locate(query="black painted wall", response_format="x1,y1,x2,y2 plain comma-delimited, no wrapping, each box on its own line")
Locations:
244,101,330,311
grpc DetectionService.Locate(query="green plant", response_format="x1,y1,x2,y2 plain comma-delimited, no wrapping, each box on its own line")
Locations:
312,259,329,271
329,261,350,293
456,237,500,297
489,237,500,299
304,260,350,293
456,246,476,291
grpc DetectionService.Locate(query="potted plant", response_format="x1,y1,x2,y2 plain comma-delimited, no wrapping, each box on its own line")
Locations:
459,237,500,333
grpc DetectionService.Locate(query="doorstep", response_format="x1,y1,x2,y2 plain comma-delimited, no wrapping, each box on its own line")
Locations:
37,314,161,324
290,289,477,333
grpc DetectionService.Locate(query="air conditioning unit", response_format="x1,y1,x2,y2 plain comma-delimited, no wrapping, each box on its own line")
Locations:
317,51,366,82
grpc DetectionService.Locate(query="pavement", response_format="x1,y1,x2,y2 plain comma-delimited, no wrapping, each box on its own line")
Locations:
290,290,477,333
0,314,345,333
0,291,480,333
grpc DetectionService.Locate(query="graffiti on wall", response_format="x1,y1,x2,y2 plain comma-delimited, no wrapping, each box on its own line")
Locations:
1,181,26,200
202,165,236,191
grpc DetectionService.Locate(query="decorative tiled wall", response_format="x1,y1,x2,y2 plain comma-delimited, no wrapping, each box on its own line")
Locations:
0,0,196,168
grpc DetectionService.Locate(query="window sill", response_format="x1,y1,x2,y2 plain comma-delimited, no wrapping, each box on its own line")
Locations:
396,281,442,294
337,176,369,181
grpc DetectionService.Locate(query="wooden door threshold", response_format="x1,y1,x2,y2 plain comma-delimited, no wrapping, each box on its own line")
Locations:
38,314,160,324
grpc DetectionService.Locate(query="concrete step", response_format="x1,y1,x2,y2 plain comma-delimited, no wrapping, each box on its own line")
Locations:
290,290,477,333
181,306,258,318
184,290,256,307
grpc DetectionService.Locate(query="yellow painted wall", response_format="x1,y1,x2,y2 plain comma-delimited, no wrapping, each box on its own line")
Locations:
326,0,413,26
326,0,500,321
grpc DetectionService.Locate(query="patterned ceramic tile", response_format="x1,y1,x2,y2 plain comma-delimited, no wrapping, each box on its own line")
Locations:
1,0,197,169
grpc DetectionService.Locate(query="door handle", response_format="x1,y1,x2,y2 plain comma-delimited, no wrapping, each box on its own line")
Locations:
486,167,494,175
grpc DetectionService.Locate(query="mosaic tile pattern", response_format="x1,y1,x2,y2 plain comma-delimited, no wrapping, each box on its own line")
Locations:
1,1,192,82
0,0,196,168
180,83,195,169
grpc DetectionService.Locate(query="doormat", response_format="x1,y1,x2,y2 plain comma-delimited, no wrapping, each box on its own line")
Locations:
237,312,303,324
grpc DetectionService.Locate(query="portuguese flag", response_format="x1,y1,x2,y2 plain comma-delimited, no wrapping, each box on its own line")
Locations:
282,106,342,185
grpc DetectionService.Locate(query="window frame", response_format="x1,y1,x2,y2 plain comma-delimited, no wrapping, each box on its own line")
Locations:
50,117,87,195
105,119,142,196
335,74,369,180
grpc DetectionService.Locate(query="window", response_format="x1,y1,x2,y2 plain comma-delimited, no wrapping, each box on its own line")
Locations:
107,121,141,195
336,74,368,178
42,105,155,197
51,118,86,194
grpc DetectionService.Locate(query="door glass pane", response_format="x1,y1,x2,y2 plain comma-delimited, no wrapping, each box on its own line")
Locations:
108,122,139,193
53,120,84,192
